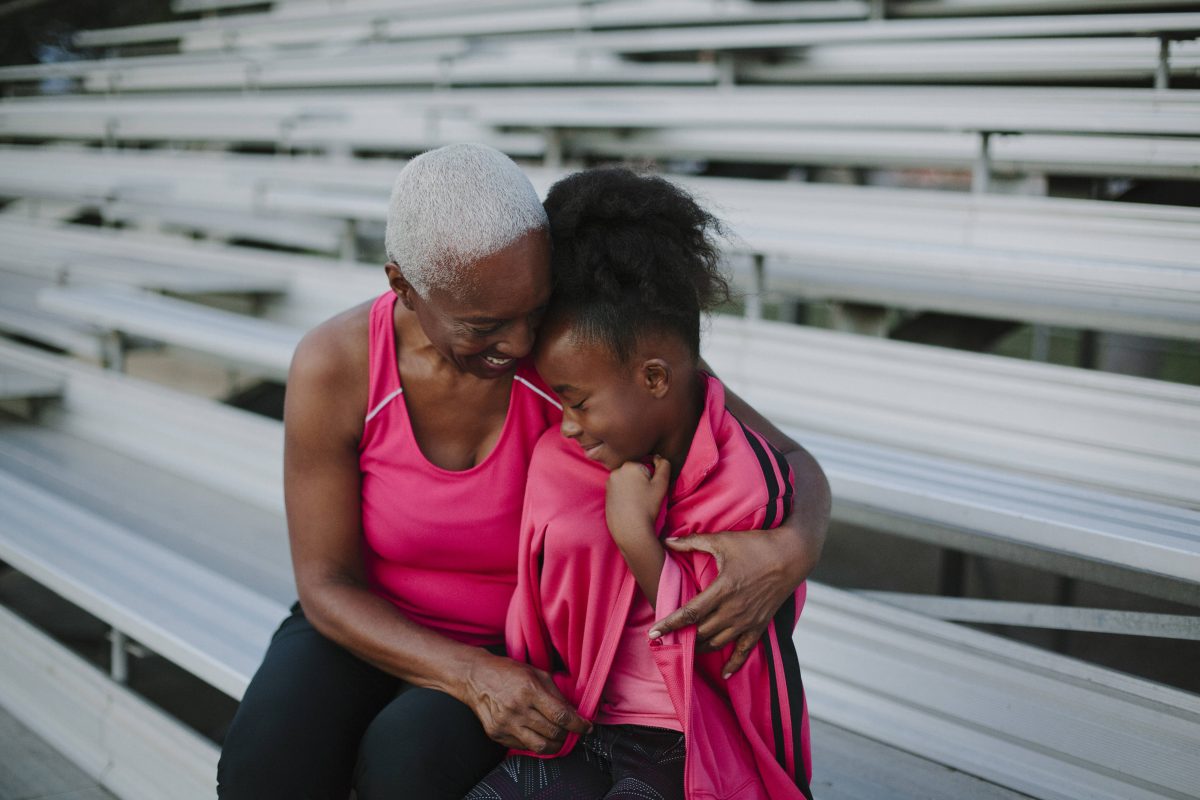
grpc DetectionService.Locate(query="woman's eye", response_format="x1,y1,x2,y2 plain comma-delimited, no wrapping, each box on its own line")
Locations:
570,401,586,411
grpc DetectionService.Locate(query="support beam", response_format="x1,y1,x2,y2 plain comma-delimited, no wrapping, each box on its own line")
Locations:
109,628,129,683
543,128,564,170
744,253,765,320
1155,37,1171,90
828,301,889,336
972,131,992,194
340,218,358,263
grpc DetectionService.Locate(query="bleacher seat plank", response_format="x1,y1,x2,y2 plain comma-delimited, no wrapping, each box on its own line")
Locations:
590,12,1200,55
0,366,62,404
0,470,287,699
476,86,1200,137
5,149,1198,338
891,0,1200,17
704,315,1200,510
37,287,301,380
703,316,1200,603
0,604,219,800
0,272,108,361
797,583,1200,800
570,127,1200,180
0,419,292,601
74,0,868,52
0,341,284,513
800,430,1200,605
740,37,1200,83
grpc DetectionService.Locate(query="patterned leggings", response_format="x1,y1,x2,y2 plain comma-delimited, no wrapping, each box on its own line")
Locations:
465,724,686,800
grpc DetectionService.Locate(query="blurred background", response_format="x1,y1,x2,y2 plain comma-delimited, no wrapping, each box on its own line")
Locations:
0,1,1198,798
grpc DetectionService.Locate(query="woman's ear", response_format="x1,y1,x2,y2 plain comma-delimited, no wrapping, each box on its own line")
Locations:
641,358,671,400
384,262,417,310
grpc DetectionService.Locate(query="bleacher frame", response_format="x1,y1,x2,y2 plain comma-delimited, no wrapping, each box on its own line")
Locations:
2,1,1198,798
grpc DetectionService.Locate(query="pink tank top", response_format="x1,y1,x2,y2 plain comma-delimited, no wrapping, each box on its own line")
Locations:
359,292,561,647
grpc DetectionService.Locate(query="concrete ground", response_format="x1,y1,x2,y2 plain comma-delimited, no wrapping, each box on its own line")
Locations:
0,706,117,800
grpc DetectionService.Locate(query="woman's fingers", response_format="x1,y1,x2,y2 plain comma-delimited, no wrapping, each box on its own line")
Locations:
648,584,719,640
651,529,787,677
530,671,592,736
469,657,589,752
721,630,762,679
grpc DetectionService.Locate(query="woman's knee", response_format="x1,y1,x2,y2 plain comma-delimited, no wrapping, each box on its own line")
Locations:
218,607,399,799
355,688,505,800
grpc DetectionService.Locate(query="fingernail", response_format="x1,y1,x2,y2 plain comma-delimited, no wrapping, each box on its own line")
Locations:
723,672,732,680
648,629,661,639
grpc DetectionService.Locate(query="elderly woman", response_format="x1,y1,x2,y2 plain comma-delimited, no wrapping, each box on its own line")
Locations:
217,144,830,799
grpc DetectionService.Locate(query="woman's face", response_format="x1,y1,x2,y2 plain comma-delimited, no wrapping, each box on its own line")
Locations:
391,228,552,380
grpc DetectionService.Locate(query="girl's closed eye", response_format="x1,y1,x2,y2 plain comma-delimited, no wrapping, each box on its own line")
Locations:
570,400,587,411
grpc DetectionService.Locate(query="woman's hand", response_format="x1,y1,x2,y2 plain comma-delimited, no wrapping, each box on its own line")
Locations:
648,524,807,678
605,456,670,550
462,651,592,754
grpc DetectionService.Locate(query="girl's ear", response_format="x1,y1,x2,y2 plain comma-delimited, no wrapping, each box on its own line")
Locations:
384,262,417,311
641,358,671,399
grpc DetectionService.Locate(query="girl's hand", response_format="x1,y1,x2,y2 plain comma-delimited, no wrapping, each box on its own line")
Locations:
605,455,670,546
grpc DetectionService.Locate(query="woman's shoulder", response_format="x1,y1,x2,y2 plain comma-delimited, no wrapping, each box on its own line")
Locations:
287,299,374,426
293,301,371,377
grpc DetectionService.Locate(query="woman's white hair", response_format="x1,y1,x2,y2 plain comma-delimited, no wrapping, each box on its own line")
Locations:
385,143,548,296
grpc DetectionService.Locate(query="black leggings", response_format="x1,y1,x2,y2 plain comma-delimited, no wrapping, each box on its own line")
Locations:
217,604,506,800
466,724,686,800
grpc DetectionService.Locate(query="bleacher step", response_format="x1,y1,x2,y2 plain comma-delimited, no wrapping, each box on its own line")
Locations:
0,365,63,404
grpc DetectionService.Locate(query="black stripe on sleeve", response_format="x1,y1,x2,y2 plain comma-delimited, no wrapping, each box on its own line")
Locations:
765,439,794,520
773,596,814,800
735,419,781,529
760,630,787,772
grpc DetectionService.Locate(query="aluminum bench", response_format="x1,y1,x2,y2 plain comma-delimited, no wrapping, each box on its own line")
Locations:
2,335,1198,799
36,286,303,379
703,314,1200,602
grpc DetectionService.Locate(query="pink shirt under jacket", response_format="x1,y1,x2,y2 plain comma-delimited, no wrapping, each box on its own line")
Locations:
506,375,813,800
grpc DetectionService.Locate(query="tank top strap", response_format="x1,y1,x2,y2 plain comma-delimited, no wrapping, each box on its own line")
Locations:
512,360,562,412
365,291,403,424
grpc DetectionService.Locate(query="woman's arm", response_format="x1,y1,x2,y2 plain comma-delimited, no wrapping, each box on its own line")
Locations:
284,316,589,753
649,372,831,677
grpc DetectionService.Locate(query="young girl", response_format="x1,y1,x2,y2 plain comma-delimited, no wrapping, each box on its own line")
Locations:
466,168,812,800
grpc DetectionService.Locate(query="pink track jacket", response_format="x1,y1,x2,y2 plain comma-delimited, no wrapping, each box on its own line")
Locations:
507,375,813,800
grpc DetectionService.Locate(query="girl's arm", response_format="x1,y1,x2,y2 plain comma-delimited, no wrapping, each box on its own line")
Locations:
605,456,671,608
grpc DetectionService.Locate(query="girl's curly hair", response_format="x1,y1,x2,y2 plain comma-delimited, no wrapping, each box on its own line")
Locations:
543,167,730,363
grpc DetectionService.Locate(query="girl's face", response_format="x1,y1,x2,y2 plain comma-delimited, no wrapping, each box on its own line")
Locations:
535,317,668,471
388,228,552,380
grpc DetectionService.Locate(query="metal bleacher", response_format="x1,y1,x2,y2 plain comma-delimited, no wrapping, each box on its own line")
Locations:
1,1,1198,799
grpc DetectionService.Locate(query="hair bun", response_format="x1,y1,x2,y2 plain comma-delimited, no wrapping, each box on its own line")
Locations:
545,167,729,314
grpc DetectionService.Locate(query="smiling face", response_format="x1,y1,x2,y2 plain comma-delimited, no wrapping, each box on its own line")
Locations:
388,228,552,380
535,314,678,471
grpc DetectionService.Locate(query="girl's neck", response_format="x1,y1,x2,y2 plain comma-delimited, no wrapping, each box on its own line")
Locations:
656,370,706,482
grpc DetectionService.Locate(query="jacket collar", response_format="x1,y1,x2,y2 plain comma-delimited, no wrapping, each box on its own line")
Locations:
669,373,723,503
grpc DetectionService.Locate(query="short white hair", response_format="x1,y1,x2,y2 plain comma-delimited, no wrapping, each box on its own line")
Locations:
385,143,548,295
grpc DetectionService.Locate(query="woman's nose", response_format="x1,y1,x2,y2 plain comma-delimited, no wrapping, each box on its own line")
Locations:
495,318,536,360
